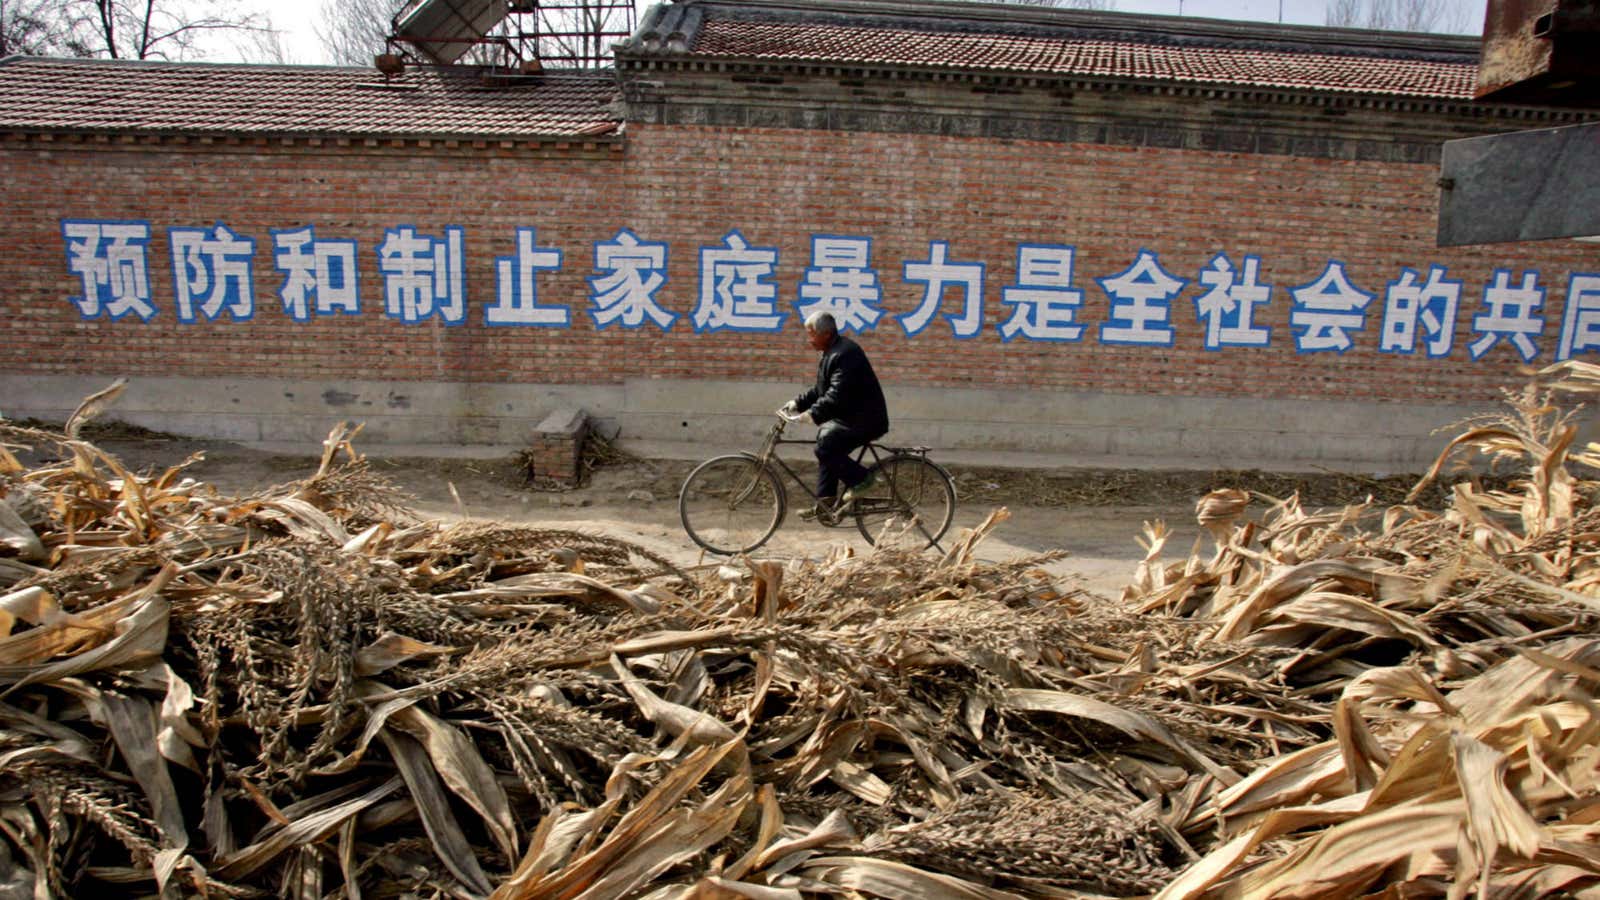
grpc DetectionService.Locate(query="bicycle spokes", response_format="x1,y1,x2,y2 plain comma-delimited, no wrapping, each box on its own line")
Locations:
853,455,956,550
679,414,957,555
679,455,785,555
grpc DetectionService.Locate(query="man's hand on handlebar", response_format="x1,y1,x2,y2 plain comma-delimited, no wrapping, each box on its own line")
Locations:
777,402,809,423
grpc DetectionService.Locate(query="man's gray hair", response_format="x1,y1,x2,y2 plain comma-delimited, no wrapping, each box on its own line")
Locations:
804,310,838,336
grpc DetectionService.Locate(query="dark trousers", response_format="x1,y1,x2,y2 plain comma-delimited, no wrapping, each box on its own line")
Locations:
815,421,876,500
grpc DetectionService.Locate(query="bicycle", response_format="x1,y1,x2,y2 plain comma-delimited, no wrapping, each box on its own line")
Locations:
678,409,958,555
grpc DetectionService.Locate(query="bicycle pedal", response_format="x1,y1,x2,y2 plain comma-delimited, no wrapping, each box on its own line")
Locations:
798,502,833,522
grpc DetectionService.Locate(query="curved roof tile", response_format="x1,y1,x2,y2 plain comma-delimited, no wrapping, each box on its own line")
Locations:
0,57,621,139
640,0,1482,101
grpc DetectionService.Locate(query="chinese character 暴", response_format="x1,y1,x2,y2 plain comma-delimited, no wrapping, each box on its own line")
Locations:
692,230,784,333
61,219,156,321
900,241,984,338
588,228,674,331
1378,265,1461,358
376,225,466,325
1469,269,1545,361
486,227,566,327
795,235,883,333
170,223,256,323
1557,273,1600,361
1097,249,1185,347
998,244,1086,342
1289,260,1373,354
1193,253,1272,350
272,226,359,321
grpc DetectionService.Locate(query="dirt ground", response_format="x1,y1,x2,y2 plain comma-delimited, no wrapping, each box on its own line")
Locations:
50,423,1465,597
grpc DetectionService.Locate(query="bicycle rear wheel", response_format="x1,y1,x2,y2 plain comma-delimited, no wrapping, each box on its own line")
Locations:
679,454,785,555
854,455,956,549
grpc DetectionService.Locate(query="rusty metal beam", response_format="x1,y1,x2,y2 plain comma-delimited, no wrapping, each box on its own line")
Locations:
1477,0,1600,106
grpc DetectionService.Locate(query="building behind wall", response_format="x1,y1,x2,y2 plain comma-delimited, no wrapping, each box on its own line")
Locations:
0,0,1594,467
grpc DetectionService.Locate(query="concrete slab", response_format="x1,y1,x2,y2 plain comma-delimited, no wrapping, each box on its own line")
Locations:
242,440,524,460
1,372,1503,475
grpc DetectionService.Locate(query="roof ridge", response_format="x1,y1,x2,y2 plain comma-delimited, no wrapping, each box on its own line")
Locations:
7,55,380,72
667,0,1481,61
632,0,1489,102
1,55,621,83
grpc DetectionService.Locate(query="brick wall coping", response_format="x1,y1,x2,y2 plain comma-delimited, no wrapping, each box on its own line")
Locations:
536,407,589,436
618,0,1488,103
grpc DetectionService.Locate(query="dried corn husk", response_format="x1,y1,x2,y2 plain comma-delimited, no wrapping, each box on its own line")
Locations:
2,364,1600,898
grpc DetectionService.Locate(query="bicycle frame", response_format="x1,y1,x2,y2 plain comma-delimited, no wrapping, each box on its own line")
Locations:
680,413,953,554
752,416,932,526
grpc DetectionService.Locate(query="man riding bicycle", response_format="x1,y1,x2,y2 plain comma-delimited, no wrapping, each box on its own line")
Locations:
678,318,952,554
783,311,889,520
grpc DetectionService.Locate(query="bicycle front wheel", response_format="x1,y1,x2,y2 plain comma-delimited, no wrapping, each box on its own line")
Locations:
679,454,785,555
854,455,956,549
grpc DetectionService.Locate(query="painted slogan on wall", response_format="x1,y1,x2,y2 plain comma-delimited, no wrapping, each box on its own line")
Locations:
60,219,1600,362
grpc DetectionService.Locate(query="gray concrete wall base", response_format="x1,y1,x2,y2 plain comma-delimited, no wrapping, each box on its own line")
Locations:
0,373,1514,471
0,375,624,447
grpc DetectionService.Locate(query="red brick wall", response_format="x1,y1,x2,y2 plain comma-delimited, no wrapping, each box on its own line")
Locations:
0,136,627,385
616,123,1595,405
1,124,1593,407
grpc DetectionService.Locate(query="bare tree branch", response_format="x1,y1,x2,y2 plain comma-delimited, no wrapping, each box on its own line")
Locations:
144,16,269,51
138,0,153,58
1325,0,1473,33
997,0,1115,8
318,0,405,66
11,0,273,61
0,0,64,56
97,0,118,57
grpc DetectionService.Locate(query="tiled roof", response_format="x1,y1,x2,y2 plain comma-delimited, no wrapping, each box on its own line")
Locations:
630,0,1482,101
0,56,622,139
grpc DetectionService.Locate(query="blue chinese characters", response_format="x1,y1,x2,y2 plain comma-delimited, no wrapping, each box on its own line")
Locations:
53,218,1598,363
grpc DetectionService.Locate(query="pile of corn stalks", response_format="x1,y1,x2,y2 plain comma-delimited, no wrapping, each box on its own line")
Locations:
1130,361,1600,899
1,364,1599,899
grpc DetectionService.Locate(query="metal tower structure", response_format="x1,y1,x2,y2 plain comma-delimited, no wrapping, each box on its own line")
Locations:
385,0,638,71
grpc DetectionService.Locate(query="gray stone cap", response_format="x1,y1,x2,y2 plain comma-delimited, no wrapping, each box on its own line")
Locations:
536,407,589,436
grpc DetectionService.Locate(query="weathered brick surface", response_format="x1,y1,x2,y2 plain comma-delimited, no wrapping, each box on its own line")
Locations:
614,121,1591,406
0,99,1593,425
0,138,626,385
528,407,589,482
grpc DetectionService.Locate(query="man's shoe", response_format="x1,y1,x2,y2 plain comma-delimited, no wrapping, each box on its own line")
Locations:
798,498,836,521
839,471,877,507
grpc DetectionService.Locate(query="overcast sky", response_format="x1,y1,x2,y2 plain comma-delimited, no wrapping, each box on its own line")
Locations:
244,0,1482,66
1115,0,1320,25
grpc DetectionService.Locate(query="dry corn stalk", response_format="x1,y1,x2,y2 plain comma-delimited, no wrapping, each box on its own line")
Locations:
0,416,1179,897
1132,365,1600,899
0,362,1599,898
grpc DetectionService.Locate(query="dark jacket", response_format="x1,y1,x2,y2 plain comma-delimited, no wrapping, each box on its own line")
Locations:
794,334,889,437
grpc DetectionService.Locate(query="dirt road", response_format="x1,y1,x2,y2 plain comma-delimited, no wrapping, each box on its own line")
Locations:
62,423,1448,595
85,434,1213,596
